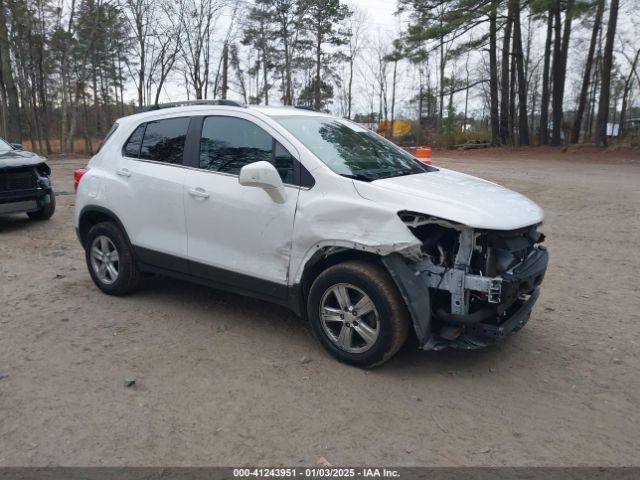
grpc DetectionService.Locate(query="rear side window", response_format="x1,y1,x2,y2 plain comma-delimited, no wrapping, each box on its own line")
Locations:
140,118,190,164
199,116,294,183
123,117,190,164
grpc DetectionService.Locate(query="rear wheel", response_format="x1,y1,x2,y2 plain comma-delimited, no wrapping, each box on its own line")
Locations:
307,261,410,367
85,221,140,295
27,191,56,220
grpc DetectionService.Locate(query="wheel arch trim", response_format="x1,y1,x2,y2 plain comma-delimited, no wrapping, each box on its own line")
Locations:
77,205,133,250
381,253,432,348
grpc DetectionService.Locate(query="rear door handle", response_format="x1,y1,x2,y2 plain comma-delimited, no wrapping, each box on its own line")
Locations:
116,168,131,178
188,187,210,199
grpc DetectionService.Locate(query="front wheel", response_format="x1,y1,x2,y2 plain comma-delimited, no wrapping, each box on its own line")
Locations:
307,261,410,367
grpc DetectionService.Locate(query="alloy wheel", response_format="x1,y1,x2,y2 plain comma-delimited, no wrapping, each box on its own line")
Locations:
90,235,120,285
319,283,380,354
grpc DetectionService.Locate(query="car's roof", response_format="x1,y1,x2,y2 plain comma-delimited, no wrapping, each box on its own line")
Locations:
116,104,329,125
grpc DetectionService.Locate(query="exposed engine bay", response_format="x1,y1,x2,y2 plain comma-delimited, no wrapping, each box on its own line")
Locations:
383,211,548,350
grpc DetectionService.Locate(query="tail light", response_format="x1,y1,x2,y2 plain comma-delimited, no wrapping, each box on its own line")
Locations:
74,167,89,192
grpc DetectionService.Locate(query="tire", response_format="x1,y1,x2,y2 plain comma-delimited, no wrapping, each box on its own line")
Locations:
27,191,56,220
307,260,410,367
85,221,140,295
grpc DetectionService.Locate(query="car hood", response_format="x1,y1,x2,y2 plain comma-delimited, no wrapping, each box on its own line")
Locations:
0,150,47,170
352,167,544,230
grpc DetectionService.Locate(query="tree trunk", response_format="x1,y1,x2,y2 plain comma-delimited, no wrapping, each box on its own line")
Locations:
314,30,322,110
539,9,553,145
418,65,424,128
390,59,397,139
438,36,445,132
509,46,517,142
489,1,500,146
530,71,539,134
617,48,639,138
463,52,470,133
283,28,292,105
551,0,573,146
595,0,619,147
570,0,603,143
513,0,529,145
138,35,145,106
347,57,354,119
499,0,514,145
0,0,21,143
587,42,601,140
221,43,229,100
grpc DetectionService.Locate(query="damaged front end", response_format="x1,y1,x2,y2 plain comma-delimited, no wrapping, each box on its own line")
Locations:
383,211,548,350
0,161,53,215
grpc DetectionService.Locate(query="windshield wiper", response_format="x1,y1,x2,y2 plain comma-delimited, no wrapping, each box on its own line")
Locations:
341,172,379,182
373,169,420,179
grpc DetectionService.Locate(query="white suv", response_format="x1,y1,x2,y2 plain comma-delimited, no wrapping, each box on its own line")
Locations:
74,101,548,367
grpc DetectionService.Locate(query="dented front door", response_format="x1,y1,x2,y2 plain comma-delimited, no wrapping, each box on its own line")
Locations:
184,169,299,290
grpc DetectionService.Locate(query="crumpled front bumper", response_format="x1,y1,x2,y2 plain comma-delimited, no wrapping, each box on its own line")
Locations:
439,287,541,350
383,245,548,351
0,167,53,215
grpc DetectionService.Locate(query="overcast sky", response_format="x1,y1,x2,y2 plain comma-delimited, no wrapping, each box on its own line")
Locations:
151,0,639,119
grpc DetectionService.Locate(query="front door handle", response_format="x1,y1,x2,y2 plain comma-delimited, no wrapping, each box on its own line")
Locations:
188,187,210,199
116,168,131,178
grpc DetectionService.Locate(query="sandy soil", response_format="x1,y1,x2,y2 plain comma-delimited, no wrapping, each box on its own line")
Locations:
1,149,639,466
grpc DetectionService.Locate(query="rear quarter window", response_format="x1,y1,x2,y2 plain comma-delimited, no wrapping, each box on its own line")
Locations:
123,124,145,158
97,122,119,152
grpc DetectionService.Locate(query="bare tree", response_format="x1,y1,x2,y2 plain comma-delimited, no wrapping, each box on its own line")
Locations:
618,46,640,137
570,0,604,143
0,0,20,142
344,7,366,119
595,0,619,147
146,0,184,105
180,0,226,100
513,0,529,145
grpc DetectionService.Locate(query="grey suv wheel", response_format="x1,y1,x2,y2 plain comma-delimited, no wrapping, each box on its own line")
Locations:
85,221,140,295
307,261,410,367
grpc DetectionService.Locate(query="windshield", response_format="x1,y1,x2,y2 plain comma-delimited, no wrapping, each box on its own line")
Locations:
274,116,431,181
0,138,14,154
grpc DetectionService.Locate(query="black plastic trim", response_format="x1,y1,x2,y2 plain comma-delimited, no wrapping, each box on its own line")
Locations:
381,253,432,347
134,245,295,310
78,205,134,249
183,116,204,169
135,246,189,275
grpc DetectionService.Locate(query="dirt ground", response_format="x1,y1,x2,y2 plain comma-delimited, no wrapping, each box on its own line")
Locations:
1,148,639,467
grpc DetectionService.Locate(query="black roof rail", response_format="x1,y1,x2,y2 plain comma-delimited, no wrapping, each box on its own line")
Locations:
294,104,318,111
138,99,246,113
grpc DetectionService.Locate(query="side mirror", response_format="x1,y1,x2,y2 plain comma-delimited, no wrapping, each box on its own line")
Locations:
238,161,286,203
11,143,22,150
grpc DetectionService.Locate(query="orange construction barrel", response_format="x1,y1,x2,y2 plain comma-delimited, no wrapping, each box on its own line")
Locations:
415,146,432,165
